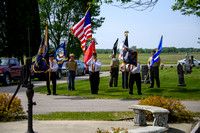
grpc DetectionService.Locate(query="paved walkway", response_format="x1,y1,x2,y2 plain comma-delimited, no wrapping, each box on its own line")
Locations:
0,120,193,133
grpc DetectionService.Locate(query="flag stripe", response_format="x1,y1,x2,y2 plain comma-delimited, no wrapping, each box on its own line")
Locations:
71,7,92,53
74,22,84,36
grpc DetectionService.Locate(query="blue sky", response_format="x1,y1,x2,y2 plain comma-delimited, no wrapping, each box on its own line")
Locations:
93,1,200,49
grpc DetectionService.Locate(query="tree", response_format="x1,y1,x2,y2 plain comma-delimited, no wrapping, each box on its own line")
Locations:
38,0,105,58
172,0,200,17
0,0,7,57
93,0,158,11
0,0,41,64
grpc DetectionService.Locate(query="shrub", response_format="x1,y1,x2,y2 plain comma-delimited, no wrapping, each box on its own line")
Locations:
0,92,24,121
138,95,194,122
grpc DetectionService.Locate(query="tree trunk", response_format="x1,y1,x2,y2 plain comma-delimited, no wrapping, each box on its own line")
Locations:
20,55,24,65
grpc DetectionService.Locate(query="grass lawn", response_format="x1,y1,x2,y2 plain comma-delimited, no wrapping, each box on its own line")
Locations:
35,66,200,100
33,112,133,121
33,112,200,121
80,53,200,65
101,66,110,71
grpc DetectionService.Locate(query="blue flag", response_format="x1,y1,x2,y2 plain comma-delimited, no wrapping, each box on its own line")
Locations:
32,24,50,73
149,35,163,68
55,42,68,67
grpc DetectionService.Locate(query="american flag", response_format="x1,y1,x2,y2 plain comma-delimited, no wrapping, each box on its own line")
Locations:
71,7,92,52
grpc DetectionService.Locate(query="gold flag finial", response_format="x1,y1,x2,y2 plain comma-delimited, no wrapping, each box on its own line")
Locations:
87,2,91,7
124,31,129,36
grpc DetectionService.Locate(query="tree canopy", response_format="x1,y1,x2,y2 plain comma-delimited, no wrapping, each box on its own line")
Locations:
1,0,199,61
38,0,105,58
172,0,200,17
96,47,200,54
0,0,41,64
93,0,158,11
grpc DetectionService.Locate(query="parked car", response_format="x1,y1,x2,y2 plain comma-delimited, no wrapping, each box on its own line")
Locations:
178,58,200,66
0,58,22,85
61,60,86,76
31,61,62,80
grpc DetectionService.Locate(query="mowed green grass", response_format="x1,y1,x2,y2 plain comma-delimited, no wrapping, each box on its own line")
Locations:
33,112,133,121
35,67,200,100
80,53,200,65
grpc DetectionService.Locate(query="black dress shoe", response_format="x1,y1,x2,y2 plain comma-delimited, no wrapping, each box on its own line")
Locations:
47,93,51,95
53,93,57,95
148,86,153,88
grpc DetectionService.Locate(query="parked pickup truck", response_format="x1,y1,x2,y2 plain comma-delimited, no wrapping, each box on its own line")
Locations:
0,58,22,85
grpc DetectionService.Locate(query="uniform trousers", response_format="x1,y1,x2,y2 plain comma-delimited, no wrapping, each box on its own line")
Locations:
109,68,119,87
89,71,100,94
150,67,160,87
46,72,56,94
122,72,129,89
129,73,142,94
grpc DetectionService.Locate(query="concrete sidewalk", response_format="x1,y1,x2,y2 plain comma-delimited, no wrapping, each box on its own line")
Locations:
0,120,193,133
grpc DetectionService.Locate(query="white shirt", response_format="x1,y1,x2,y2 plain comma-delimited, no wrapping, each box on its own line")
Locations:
49,59,59,72
126,61,141,74
87,56,102,72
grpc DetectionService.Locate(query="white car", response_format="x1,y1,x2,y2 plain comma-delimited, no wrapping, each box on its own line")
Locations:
61,60,86,76
178,58,200,66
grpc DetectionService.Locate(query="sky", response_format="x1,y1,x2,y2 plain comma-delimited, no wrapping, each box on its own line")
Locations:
92,1,200,49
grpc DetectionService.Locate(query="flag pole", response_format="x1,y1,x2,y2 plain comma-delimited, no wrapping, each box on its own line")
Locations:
88,2,92,54
66,41,70,87
45,21,51,91
92,39,94,53
124,31,129,89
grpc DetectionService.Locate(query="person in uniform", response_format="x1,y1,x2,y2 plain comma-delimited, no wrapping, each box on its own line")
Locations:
160,62,164,70
66,53,77,90
47,54,59,95
120,63,129,89
109,54,120,87
148,50,161,88
127,60,142,95
87,53,102,94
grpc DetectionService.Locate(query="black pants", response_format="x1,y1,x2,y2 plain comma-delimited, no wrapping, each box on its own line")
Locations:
46,72,56,94
109,68,119,87
89,71,100,94
150,67,160,87
129,73,142,94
